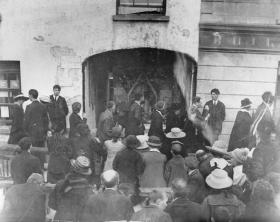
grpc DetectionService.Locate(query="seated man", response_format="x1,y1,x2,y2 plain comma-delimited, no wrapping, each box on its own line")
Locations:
1,173,46,222
11,137,42,184
80,170,133,222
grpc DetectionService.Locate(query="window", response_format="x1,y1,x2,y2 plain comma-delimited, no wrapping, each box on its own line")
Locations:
0,61,21,124
116,0,167,15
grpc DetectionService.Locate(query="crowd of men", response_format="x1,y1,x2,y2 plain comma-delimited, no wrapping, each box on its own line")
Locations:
1,85,280,222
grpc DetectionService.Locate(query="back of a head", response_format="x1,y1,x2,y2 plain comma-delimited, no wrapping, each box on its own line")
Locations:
171,178,188,197
72,102,81,113
77,123,90,136
101,170,119,188
27,173,44,185
171,142,183,156
29,89,38,99
18,137,32,151
192,96,201,104
252,179,275,202
107,100,115,109
262,91,274,104
214,206,231,222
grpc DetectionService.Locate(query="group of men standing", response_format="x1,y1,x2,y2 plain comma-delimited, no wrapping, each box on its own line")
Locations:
8,84,68,147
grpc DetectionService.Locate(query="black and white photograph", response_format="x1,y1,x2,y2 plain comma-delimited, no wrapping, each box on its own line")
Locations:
0,0,280,221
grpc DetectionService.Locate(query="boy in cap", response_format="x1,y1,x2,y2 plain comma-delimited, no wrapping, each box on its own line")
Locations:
164,141,188,187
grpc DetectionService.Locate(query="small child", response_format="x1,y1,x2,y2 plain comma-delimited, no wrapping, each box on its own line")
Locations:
164,141,188,187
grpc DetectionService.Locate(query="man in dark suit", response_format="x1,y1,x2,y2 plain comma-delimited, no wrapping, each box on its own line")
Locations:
11,137,42,184
80,170,133,222
24,89,49,147
148,101,165,140
126,93,145,136
202,88,226,144
49,84,69,133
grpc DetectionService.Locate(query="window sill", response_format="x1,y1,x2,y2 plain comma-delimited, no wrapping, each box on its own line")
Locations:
113,14,170,22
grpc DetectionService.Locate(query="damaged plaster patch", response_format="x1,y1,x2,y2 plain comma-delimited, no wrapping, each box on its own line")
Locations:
50,45,76,59
33,35,45,41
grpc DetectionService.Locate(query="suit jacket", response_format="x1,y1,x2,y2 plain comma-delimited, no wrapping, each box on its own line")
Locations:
126,101,145,135
49,95,69,120
69,112,87,138
131,205,172,222
148,109,165,140
80,189,133,222
8,104,25,144
11,151,42,184
97,109,115,143
23,100,49,143
203,100,226,133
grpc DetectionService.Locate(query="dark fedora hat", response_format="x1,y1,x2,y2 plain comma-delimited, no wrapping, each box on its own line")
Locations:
147,136,162,148
123,135,140,148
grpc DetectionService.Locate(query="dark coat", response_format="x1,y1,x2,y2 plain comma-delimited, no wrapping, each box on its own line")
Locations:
202,100,225,135
8,104,25,144
126,102,145,135
113,148,145,184
23,100,49,144
164,155,188,187
198,153,214,178
97,109,115,143
187,169,208,203
165,110,181,133
49,95,69,130
202,192,245,222
49,173,93,222
148,109,165,140
140,150,167,188
165,195,203,222
131,205,172,222
71,135,106,177
69,112,87,138
1,183,46,222
80,189,133,222
228,110,252,151
10,151,42,184
47,134,72,183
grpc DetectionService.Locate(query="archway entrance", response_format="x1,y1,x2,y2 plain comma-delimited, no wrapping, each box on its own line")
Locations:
82,48,197,130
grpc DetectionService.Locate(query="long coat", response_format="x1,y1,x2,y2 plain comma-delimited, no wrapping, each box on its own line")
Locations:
97,109,115,143
140,150,166,188
148,109,165,140
8,104,25,144
49,95,69,131
228,110,252,151
23,100,49,144
126,102,145,135
202,100,226,137
49,173,93,222
113,148,145,184
131,205,172,222
80,189,133,222
2,183,46,222
10,151,42,184
69,112,87,138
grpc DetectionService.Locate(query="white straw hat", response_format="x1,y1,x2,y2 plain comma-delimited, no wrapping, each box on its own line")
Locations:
136,135,149,150
206,140,228,155
206,169,233,189
166,128,186,139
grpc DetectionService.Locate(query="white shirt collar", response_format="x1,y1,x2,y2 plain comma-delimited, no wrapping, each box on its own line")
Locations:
213,100,218,105
149,148,160,153
135,101,141,106
240,109,250,113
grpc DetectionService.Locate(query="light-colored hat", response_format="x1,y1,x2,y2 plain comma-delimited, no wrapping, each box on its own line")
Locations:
147,136,162,148
70,156,92,176
230,148,249,163
14,93,29,101
206,140,228,155
136,135,149,150
166,128,186,139
39,95,51,103
206,169,233,189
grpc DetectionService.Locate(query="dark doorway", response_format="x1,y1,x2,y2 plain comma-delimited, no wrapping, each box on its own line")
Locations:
83,48,197,129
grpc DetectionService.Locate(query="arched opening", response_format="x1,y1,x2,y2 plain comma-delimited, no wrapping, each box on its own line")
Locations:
82,48,197,130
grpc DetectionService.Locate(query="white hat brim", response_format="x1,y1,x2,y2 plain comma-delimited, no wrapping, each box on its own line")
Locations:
206,174,233,189
166,132,186,138
206,146,228,156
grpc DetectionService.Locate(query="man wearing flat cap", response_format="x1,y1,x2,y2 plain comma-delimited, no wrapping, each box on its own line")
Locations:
8,93,28,144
